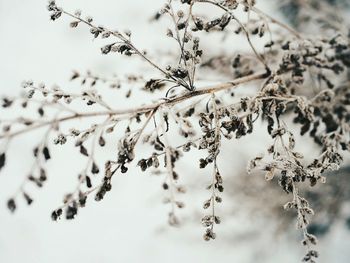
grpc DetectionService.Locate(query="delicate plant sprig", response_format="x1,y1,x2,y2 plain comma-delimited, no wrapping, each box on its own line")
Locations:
201,95,223,241
1,1,350,262
48,0,194,91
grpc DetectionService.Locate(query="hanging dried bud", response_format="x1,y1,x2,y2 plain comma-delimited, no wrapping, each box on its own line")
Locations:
39,168,47,182
219,13,231,30
98,136,106,147
23,192,33,205
91,162,100,174
0,153,5,171
51,208,62,221
86,175,92,188
162,183,169,190
42,146,51,161
51,210,58,221
101,43,114,54
79,145,89,156
203,199,211,209
137,159,147,171
70,21,80,28
66,205,78,220
121,165,128,173
7,198,16,213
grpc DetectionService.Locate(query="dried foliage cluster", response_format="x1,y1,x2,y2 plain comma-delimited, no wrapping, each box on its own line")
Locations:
1,0,349,262
231,165,350,239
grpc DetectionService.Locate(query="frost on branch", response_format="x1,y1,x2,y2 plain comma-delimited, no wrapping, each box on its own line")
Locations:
1,0,350,262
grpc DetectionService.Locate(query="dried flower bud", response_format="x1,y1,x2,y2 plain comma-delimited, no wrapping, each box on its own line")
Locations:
91,162,99,174
42,146,51,161
0,152,6,171
79,145,89,156
7,198,16,212
23,192,33,205
98,136,106,147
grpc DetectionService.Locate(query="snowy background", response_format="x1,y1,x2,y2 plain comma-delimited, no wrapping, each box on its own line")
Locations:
0,0,350,262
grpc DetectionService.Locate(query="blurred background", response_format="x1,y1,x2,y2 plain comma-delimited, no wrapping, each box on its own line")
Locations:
0,0,350,262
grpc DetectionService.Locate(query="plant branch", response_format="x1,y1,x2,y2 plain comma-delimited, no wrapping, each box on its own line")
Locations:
0,71,267,140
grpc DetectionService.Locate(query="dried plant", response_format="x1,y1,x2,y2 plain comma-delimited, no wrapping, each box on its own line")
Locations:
1,0,350,262
229,165,350,239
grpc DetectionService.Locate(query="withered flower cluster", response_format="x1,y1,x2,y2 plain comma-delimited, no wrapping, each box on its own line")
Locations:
1,0,349,262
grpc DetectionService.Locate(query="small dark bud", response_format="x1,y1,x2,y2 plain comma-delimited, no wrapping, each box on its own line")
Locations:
86,176,92,188
162,183,169,190
215,196,222,203
70,71,80,80
38,107,45,117
121,165,128,173
79,193,87,207
0,152,5,171
101,44,114,54
214,216,221,224
66,205,78,220
51,208,63,221
42,146,51,161
98,136,106,147
51,210,58,221
7,198,16,213
310,177,317,187
177,22,186,30
70,21,79,28
137,159,147,171
172,171,179,180
80,145,89,156
199,158,207,169
203,199,211,209
91,162,100,174
39,168,47,182
33,147,39,157
217,185,224,192
23,192,33,205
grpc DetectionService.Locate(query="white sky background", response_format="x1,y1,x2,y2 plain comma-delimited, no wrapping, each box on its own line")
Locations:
0,0,349,262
